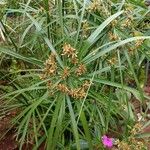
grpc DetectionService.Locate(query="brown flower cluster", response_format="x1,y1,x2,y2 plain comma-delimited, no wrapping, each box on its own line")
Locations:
128,39,144,55
124,4,134,14
40,54,57,80
107,57,117,65
57,83,69,93
128,47,136,55
87,0,110,16
129,138,145,150
61,67,70,79
111,20,118,27
75,64,87,76
88,0,101,12
117,140,131,150
62,43,78,64
82,20,90,38
135,40,144,48
69,87,86,99
57,81,91,99
121,17,133,28
130,123,142,135
40,43,88,99
62,43,87,76
117,139,145,150
116,123,147,150
108,32,119,41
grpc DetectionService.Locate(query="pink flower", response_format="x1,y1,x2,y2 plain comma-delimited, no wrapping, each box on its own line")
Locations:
102,135,113,148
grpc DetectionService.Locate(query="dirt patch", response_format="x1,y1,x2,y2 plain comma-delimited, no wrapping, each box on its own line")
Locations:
0,131,17,150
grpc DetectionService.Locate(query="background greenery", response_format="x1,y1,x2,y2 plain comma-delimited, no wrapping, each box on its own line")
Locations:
0,0,150,149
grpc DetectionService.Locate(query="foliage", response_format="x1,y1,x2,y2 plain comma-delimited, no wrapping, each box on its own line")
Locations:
0,0,150,149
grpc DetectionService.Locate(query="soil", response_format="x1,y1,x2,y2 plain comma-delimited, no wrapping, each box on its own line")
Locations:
0,106,45,150
0,107,18,150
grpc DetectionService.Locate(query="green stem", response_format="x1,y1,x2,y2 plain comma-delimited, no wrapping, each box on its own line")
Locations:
0,20,18,51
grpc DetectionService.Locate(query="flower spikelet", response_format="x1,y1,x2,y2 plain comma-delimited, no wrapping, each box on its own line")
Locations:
40,53,57,79
62,43,78,64
62,43,76,57
69,87,86,99
61,67,70,79
82,80,91,90
76,64,87,76
88,0,101,12
57,83,69,93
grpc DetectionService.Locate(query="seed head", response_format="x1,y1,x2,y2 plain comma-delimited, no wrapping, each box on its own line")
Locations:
40,53,57,79
82,80,91,90
130,123,142,135
61,67,70,79
135,40,144,48
117,140,131,150
71,56,79,65
76,64,87,76
107,57,117,65
57,83,69,93
108,32,119,41
62,43,76,57
88,0,101,12
69,87,86,99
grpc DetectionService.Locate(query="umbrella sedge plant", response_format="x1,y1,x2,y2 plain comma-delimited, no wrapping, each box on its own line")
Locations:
0,0,150,149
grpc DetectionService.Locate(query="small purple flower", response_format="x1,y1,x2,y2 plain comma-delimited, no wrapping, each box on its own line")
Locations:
102,135,113,148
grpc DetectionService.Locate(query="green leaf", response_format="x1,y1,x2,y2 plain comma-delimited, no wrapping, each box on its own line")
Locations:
0,47,43,66
46,94,63,150
83,36,150,64
77,103,93,149
66,95,80,150
80,11,124,58
83,77,150,102
87,11,123,46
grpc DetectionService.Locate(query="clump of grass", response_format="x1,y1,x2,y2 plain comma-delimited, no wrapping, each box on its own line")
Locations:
0,0,150,149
